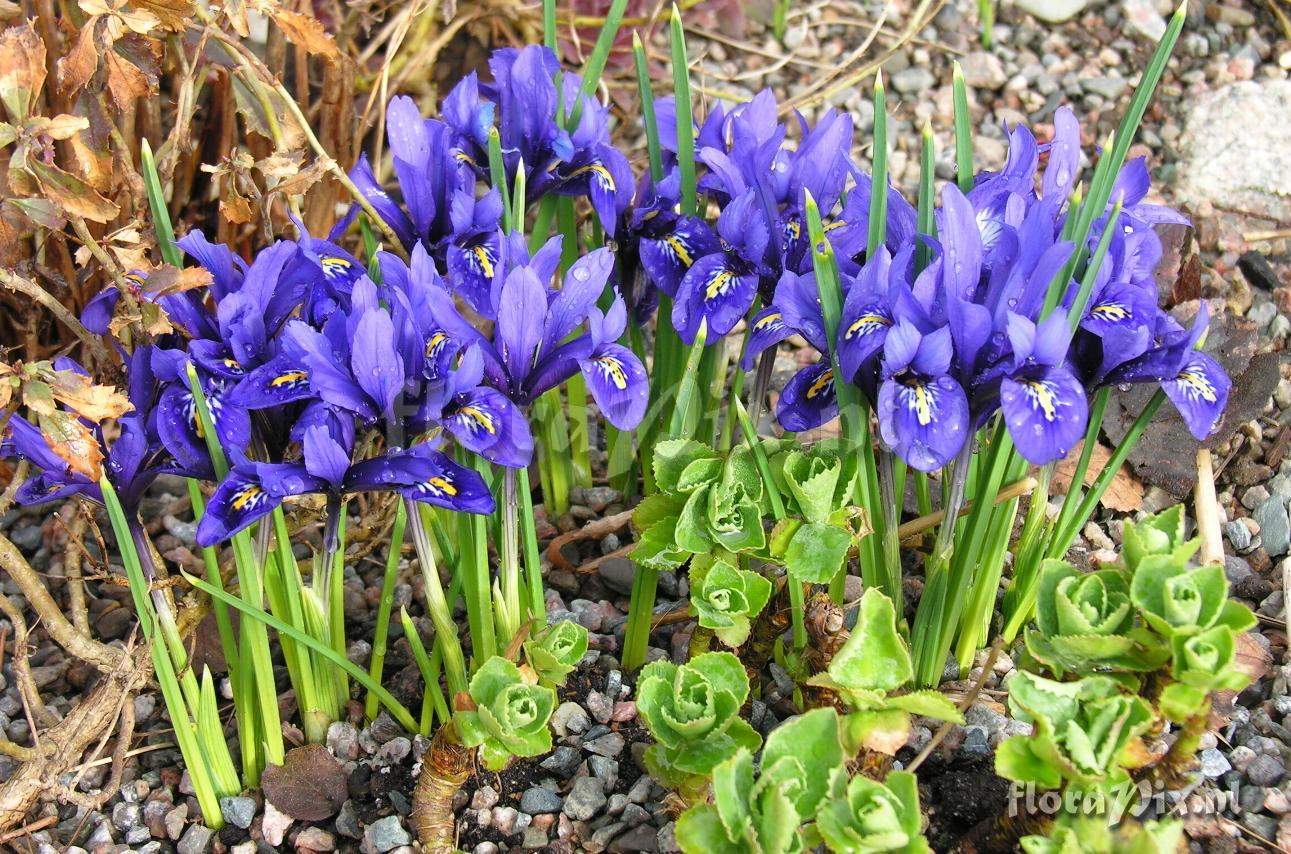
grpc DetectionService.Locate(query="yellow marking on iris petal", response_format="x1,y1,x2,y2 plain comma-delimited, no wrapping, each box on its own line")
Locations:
705,270,735,300
806,369,834,400
232,485,263,511
845,312,891,340
910,382,933,426
754,312,782,331
471,245,495,278
1176,369,1217,403
454,151,475,166
192,409,205,439
271,371,308,388
1090,302,1129,322
425,332,449,360
458,406,497,434
124,272,146,289
223,358,241,370
597,355,629,390
643,209,659,221
665,236,694,267
786,219,801,239
322,256,351,269
1022,380,1058,422
427,476,458,496
568,163,615,189
824,219,848,233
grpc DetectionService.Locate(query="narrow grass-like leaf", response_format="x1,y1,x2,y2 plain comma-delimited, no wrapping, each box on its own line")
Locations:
633,33,665,183
140,139,182,268
568,0,630,128
952,62,973,194
670,4,697,215
916,120,936,273
488,128,513,232
401,607,449,734
186,571,419,732
866,72,888,258
366,501,407,721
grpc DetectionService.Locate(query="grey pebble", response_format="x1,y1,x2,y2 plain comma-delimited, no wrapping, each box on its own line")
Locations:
363,815,412,853
520,786,564,814
176,824,214,854
564,776,608,821
1247,754,1286,787
1255,496,1291,557
219,796,256,830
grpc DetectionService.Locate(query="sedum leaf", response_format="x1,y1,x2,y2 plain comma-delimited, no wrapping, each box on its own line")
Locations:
784,522,853,584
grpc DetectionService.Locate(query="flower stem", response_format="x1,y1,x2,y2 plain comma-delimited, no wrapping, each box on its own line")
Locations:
367,501,408,721
406,498,468,699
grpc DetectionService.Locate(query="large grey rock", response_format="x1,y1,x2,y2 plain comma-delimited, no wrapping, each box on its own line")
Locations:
1178,81,1291,223
1016,0,1088,23
1255,496,1291,558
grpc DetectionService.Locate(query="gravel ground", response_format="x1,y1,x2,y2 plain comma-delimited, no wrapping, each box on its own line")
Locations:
3,1,1290,852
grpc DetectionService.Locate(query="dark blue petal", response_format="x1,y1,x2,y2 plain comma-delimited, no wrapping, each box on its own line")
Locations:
1164,351,1230,441
580,343,649,431
672,254,758,344
1000,367,1088,465
196,467,282,546
443,387,534,469
741,307,794,371
232,356,315,410
776,362,839,433
877,374,969,472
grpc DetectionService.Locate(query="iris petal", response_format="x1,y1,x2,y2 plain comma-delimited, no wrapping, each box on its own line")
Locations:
776,362,840,433
196,467,282,546
877,374,969,472
1000,366,1088,465
580,343,649,431
1164,351,1230,441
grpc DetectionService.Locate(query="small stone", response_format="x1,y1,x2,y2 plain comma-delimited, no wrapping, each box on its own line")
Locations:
112,802,142,832
552,702,591,736
375,736,411,765
582,487,621,512
1265,788,1291,814
589,755,620,791
219,796,256,830
586,691,614,724
363,816,412,853
611,824,658,852
1200,747,1232,777
520,786,564,814
564,776,608,822
327,722,360,761
176,824,214,854
597,558,637,596
959,51,1007,89
1248,754,1287,787
1224,521,1253,552
368,711,405,744
540,745,582,778
335,801,362,839
611,701,637,722
296,827,337,852
1016,0,1086,22
585,732,626,757
1122,0,1166,40
491,806,529,837
471,786,500,811
522,827,549,848
1255,496,1291,557
165,804,188,841
262,801,293,847
1081,76,1129,101
890,67,935,95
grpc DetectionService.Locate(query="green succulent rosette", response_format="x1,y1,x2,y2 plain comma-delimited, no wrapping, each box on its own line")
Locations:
689,554,773,648
675,708,846,854
996,672,1152,789
1022,815,1184,854
522,619,589,687
1024,560,1168,675
814,769,930,854
1129,555,1256,640
636,651,761,783
455,656,556,771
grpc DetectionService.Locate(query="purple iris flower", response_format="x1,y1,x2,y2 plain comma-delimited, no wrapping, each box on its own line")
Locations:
1100,302,1231,441
671,190,770,344
876,322,970,473
993,312,1089,464
195,422,494,546
631,169,720,300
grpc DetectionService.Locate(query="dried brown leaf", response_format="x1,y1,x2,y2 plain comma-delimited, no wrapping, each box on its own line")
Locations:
21,379,55,416
38,409,103,480
104,45,154,106
142,264,213,296
59,24,101,94
29,160,120,222
0,23,46,121
41,367,133,421
268,9,341,61
261,745,348,821
130,0,194,31
220,182,255,224
1051,441,1144,513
